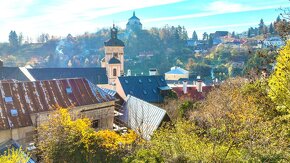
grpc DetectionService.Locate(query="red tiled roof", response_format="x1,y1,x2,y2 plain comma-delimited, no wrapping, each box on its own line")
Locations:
0,78,114,130
172,86,213,101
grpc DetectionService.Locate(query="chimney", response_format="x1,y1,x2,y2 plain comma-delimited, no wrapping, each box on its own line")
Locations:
183,80,188,94
127,69,131,76
196,76,202,92
149,68,158,76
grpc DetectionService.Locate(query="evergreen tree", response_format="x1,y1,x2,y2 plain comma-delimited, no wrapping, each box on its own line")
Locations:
276,15,281,22
269,23,274,34
18,32,23,46
9,30,19,48
202,32,208,40
231,31,235,38
208,34,213,48
259,19,265,35
192,31,198,41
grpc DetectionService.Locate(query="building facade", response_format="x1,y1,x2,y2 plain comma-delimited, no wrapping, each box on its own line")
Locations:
102,25,125,84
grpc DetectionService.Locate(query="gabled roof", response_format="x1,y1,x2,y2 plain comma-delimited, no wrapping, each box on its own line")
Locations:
121,95,170,140
165,67,189,75
172,86,213,101
28,67,108,84
117,76,170,103
108,57,121,64
0,78,114,130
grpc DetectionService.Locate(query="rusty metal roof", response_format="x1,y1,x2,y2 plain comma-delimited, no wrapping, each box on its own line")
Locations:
0,78,114,130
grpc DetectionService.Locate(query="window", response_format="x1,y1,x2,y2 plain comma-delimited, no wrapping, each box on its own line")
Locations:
153,89,157,94
125,80,129,84
4,96,13,103
138,79,142,83
92,120,99,128
11,109,18,116
143,90,147,95
66,87,72,94
113,68,117,76
148,79,152,83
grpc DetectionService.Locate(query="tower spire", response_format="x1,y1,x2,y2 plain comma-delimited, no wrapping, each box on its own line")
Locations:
133,11,135,17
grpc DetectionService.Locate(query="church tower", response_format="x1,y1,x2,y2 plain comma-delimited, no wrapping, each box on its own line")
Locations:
102,24,125,84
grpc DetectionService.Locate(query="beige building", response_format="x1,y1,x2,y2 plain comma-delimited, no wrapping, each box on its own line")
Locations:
165,66,189,81
0,78,115,147
101,25,125,84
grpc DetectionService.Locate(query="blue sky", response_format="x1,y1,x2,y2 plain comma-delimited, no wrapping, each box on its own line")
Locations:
0,0,289,42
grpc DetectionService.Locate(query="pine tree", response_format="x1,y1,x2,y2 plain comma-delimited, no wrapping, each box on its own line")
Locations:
269,23,274,34
192,31,198,41
259,19,265,35
9,31,19,48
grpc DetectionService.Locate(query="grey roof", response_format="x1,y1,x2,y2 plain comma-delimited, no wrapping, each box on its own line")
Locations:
104,38,125,47
121,95,170,140
0,67,30,81
27,67,108,85
118,75,170,103
104,25,125,47
0,67,108,85
108,57,121,64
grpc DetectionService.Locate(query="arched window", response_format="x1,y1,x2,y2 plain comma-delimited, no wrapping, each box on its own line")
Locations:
113,68,117,76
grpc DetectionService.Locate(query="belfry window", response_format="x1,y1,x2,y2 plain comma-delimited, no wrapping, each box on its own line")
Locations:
113,68,117,77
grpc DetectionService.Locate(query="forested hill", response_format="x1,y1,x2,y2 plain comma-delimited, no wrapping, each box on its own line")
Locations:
0,25,191,73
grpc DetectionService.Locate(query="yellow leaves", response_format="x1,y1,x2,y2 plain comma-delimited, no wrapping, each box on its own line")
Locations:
0,148,30,163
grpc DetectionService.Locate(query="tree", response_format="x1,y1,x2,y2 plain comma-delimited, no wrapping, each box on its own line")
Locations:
0,148,30,163
269,23,275,34
18,32,23,46
268,41,290,114
202,32,208,40
231,31,236,38
192,30,198,42
258,19,265,35
8,31,18,48
37,108,139,162
208,34,213,48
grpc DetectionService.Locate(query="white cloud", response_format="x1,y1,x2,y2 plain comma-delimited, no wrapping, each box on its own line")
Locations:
0,0,184,42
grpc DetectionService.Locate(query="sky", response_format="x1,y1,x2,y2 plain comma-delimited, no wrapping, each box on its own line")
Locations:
0,0,289,42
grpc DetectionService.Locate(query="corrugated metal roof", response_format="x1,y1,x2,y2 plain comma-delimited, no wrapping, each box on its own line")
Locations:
0,78,114,130
121,95,169,140
118,76,169,103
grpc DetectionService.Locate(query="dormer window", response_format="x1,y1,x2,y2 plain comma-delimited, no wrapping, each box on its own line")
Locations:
4,96,13,103
138,79,142,83
66,87,72,94
125,80,129,84
143,90,147,95
11,109,18,117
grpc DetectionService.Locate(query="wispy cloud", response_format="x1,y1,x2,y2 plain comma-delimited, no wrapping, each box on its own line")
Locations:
0,0,184,42
143,1,288,23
